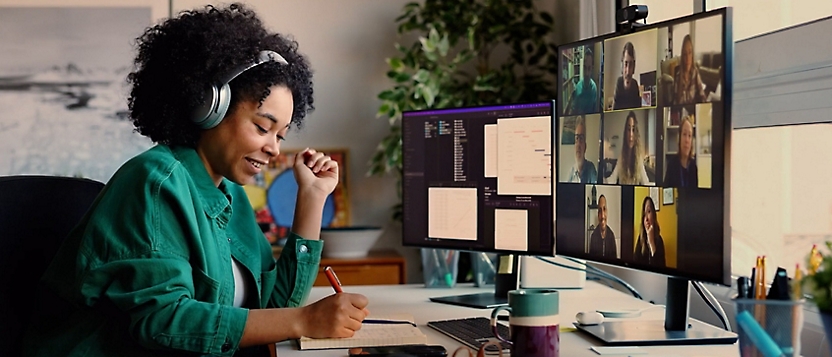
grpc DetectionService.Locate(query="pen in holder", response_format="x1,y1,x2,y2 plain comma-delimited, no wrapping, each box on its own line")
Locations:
734,298,804,357
472,252,498,287
421,248,458,288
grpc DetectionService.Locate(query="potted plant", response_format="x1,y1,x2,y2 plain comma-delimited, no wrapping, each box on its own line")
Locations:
804,243,832,343
368,0,558,221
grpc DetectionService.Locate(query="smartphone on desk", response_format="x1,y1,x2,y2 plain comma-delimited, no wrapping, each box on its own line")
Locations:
348,345,447,357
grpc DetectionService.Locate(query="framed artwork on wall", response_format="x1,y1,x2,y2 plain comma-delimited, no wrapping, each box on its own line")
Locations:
662,187,674,205
0,0,170,183
244,148,351,244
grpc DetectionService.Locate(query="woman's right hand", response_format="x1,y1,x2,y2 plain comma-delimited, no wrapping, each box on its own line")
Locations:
299,293,369,338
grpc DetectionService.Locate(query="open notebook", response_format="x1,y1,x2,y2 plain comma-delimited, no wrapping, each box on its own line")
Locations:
297,313,427,350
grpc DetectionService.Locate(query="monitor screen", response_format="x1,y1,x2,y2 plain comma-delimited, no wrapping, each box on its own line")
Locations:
555,8,732,287
402,102,554,257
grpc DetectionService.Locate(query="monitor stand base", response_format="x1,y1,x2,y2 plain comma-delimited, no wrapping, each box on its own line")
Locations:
575,318,738,346
429,293,508,309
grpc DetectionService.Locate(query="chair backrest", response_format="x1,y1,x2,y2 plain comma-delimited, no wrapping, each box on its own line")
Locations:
0,175,104,356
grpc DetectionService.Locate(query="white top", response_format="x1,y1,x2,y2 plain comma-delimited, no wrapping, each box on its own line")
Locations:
231,257,247,307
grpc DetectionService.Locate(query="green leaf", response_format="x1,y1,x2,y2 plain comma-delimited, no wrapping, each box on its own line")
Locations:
428,27,440,44
378,89,396,101
438,34,450,57
540,12,553,24
413,69,430,83
419,36,436,53
394,72,411,83
377,102,391,117
387,57,404,72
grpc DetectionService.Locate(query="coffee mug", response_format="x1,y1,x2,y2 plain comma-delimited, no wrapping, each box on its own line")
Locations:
490,289,559,357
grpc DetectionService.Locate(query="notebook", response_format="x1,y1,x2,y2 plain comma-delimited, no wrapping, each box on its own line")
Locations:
297,313,427,350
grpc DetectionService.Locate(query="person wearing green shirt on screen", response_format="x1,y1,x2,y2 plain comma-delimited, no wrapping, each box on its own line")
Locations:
23,4,369,356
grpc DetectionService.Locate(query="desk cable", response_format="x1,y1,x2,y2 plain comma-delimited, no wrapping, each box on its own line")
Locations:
534,256,643,300
692,280,732,332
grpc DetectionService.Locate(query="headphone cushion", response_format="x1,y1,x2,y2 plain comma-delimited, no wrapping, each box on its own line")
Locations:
195,83,231,130
193,84,219,129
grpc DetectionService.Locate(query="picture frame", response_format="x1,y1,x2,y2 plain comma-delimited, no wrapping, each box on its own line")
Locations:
246,148,351,243
649,187,661,211
0,0,171,182
662,187,675,205
561,116,576,145
0,0,171,21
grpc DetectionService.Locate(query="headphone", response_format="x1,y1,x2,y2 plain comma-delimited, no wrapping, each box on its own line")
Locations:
192,50,289,130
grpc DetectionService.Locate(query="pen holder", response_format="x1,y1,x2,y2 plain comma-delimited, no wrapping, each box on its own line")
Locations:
421,248,459,288
472,252,498,287
734,298,804,357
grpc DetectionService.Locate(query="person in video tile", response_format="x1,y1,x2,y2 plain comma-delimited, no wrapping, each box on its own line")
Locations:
613,42,641,110
567,47,598,115
589,195,617,258
673,35,706,105
607,111,649,185
566,116,597,183
634,196,665,267
664,116,697,187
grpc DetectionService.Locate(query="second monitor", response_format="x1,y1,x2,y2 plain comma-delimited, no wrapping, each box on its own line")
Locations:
401,102,555,308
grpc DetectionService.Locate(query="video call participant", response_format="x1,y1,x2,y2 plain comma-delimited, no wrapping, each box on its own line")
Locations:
565,116,597,183
23,4,369,356
566,47,598,115
589,194,618,258
664,116,698,187
673,35,706,105
634,196,666,267
606,111,650,185
613,42,641,110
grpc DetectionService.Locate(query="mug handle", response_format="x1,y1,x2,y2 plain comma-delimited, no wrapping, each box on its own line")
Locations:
490,306,512,345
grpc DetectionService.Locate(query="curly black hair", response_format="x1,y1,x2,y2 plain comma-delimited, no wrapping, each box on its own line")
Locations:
127,3,314,147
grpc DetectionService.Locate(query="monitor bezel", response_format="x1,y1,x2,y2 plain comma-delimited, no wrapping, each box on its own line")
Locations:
554,7,733,286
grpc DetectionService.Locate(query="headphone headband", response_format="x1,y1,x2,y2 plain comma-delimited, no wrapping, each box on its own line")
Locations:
192,50,289,130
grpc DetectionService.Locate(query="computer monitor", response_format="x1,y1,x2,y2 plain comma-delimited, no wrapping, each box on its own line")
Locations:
401,102,554,308
555,8,736,345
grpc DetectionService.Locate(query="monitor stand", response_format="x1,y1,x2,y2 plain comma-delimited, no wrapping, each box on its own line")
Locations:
575,277,738,345
429,253,518,309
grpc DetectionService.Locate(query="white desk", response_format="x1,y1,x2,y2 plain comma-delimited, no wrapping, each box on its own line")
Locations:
276,282,739,356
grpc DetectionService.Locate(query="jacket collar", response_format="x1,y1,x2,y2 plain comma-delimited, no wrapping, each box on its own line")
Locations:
170,145,232,220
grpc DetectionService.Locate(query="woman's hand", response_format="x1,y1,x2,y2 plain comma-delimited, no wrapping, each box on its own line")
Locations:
299,293,370,339
294,148,339,197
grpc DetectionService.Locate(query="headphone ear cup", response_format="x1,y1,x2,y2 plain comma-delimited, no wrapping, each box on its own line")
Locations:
206,83,232,129
193,84,220,129
194,83,231,130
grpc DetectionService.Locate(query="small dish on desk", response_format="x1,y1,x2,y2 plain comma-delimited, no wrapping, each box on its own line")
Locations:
321,226,383,258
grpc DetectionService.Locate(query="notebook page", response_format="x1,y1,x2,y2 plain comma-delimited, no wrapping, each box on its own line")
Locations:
297,313,427,350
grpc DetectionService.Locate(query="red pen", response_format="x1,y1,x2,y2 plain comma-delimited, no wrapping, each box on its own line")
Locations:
324,266,343,293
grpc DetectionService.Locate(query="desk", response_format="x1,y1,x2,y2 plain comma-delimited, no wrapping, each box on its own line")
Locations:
313,250,405,286
276,282,739,356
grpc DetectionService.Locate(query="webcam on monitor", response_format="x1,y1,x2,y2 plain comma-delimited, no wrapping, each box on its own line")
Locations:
616,5,648,28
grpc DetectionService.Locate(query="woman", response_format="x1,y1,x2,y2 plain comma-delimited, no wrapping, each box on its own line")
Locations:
672,35,706,105
634,196,666,267
23,4,368,356
664,116,698,187
606,111,650,185
613,42,641,110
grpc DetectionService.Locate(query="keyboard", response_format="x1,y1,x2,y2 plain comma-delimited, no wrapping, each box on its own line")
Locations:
427,317,511,355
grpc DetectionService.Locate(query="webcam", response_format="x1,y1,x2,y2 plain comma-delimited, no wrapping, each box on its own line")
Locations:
616,5,648,24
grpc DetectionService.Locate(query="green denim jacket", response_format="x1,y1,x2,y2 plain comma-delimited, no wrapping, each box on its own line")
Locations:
23,145,322,357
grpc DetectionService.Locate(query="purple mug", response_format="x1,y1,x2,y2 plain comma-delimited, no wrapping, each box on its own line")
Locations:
490,289,559,357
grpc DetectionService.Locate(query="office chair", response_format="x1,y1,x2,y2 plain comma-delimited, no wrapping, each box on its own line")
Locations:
0,175,104,356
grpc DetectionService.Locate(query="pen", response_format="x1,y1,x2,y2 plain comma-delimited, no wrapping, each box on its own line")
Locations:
324,266,343,293
363,319,418,327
